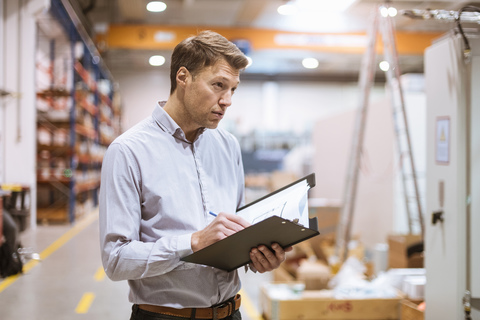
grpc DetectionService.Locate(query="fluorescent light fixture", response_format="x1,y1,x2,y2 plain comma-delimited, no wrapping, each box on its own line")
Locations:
380,6,389,17
388,7,398,17
278,3,298,15
302,58,319,69
380,6,397,17
147,1,167,13
296,0,357,12
379,61,390,72
149,55,166,66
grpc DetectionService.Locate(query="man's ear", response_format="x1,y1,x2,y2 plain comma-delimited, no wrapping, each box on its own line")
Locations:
176,67,189,88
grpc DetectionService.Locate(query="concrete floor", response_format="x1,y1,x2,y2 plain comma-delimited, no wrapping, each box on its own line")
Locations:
0,210,271,320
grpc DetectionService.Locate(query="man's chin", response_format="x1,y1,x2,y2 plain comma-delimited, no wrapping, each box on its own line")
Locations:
205,122,220,130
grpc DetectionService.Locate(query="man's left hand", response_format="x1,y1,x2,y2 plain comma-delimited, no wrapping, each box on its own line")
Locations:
248,243,293,273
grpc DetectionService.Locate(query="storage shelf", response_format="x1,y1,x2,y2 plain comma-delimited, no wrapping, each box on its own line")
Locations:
75,92,98,116
37,144,71,153
75,179,101,193
75,123,97,140
35,1,122,224
37,177,71,184
77,154,103,164
37,89,71,98
74,61,96,91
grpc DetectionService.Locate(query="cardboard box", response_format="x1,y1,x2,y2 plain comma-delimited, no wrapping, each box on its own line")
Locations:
402,276,425,300
273,263,296,283
261,283,402,320
388,234,423,269
274,260,331,290
400,300,424,320
308,198,341,236
296,260,331,290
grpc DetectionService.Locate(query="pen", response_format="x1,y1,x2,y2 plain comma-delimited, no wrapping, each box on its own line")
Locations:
209,211,217,217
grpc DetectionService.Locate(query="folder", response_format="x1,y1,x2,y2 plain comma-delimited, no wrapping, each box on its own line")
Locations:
181,173,319,272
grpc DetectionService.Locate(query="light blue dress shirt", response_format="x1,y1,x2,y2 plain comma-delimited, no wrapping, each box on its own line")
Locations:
99,102,245,308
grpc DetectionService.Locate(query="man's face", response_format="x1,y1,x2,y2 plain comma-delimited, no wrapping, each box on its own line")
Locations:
182,59,240,131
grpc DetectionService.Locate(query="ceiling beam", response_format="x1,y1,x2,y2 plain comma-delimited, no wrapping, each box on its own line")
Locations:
235,0,272,25
182,0,196,8
96,25,444,55
117,0,145,22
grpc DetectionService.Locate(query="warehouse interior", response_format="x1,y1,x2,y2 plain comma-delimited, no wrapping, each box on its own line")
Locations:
0,0,479,319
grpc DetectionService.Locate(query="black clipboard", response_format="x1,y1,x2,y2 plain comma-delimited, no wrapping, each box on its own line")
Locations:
181,173,319,272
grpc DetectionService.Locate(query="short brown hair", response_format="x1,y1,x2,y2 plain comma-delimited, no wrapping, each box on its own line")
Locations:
169,30,249,94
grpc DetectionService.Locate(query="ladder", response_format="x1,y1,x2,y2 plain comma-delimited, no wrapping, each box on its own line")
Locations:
335,5,425,262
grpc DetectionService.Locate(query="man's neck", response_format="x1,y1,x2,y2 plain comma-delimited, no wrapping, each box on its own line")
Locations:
163,98,200,142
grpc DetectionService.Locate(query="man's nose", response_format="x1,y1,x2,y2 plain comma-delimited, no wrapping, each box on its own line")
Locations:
219,91,233,107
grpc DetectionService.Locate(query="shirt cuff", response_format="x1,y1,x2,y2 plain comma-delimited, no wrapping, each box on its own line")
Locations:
177,233,193,258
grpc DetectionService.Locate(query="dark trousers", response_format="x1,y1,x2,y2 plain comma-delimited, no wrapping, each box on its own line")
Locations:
130,305,242,320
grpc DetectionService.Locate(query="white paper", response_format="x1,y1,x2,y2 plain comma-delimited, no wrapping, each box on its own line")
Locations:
237,180,310,227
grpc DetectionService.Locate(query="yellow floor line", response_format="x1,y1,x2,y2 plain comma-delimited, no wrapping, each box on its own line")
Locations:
239,289,262,320
2,208,262,319
0,209,99,293
75,292,96,314
94,266,106,282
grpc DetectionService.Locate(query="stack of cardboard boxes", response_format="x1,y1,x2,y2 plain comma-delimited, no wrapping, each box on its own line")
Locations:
260,204,425,320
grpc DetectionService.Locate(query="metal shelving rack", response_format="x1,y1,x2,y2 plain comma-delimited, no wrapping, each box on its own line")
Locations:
36,0,121,223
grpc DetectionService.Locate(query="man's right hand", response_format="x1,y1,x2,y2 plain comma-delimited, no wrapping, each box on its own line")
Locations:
191,212,250,252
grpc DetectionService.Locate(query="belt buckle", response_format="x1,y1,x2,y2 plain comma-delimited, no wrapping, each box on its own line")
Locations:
212,301,231,320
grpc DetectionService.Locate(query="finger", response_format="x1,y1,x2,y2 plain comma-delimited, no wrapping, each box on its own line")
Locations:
270,243,286,262
258,245,281,269
217,212,250,233
250,248,269,273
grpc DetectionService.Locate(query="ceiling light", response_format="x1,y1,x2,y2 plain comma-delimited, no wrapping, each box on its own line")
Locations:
380,6,389,17
246,56,253,68
379,61,390,72
278,3,298,15
380,6,397,17
296,0,357,13
149,55,166,66
147,1,167,13
302,58,319,69
388,7,398,17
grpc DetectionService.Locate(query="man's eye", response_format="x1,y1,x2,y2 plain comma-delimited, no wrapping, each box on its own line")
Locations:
214,82,223,88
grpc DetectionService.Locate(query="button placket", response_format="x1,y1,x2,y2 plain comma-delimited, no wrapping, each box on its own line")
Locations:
191,142,209,218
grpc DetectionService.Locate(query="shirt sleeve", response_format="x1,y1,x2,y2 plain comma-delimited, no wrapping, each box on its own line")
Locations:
99,142,193,281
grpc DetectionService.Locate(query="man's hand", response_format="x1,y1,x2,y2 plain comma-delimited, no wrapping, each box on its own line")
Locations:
249,244,293,273
191,212,250,252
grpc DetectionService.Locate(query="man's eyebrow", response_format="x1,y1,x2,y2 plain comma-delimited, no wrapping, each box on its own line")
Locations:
217,76,240,86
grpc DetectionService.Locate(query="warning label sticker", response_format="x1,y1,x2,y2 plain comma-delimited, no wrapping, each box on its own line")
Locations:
436,117,450,164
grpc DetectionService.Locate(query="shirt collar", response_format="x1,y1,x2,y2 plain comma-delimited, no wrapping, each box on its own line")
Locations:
152,101,207,142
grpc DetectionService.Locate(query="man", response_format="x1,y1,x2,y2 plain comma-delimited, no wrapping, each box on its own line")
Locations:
99,30,290,320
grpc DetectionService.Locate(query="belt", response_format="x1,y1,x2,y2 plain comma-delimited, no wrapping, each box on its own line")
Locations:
138,294,241,320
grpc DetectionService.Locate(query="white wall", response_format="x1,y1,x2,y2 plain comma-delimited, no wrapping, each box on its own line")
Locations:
311,92,396,250
112,69,171,130
2,0,49,229
113,67,376,134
